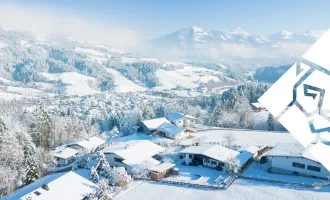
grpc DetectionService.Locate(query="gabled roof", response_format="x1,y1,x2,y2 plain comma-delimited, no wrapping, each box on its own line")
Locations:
141,118,170,131
238,145,260,155
251,102,265,109
103,140,165,167
67,136,105,150
167,112,185,121
3,171,97,200
151,163,176,173
156,122,186,136
51,147,79,159
266,143,317,161
167,112,197,121
181,145,240,163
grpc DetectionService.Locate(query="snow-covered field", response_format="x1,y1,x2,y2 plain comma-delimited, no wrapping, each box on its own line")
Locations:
115,179,330,200
106,68,146,93
0,91,24,101
6,86,44,96
181,129,297,147
39,72,100,96
154,65,226,90
74,47,105,57
165,165,228,185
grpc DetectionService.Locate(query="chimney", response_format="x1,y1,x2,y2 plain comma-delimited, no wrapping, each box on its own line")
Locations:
42,183,49,191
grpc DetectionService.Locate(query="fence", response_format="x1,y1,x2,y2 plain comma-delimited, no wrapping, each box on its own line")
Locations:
157,179,225,190
134,177,225,190
240,175,329,188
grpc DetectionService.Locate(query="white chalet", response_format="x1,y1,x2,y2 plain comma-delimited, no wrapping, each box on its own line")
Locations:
266,143,330,179
137,117,170,135
103,140,165,174
3,171,97,200
51,147,79,167
181,144,256,170
167,112,197,128
155,122,187,140
67,136,105,154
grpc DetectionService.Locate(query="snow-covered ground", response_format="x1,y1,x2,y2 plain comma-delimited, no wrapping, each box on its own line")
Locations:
0,92,24,101
115,179,330,200
243,161,327,185
39,72,100,96
165,165,228,185
6,86,44,96
0,42,8,48
181,129,297,147
106,68,146,93
74,47,105,57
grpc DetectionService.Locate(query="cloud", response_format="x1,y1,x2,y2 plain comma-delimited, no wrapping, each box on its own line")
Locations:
0,4,141,49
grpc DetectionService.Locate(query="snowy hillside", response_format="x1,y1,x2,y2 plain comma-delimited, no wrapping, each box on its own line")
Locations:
0,28,237,99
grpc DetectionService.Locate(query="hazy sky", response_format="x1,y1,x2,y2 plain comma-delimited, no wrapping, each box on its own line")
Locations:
1,1,330,41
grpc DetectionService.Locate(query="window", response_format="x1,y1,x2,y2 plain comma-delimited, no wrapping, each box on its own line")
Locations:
292,162,305,169
114,157,123,163
204,158,210,163
211,160,217,165
307,165,321,172
189,154,192,158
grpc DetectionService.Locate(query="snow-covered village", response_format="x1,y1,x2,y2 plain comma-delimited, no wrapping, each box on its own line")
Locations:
1,1,330,200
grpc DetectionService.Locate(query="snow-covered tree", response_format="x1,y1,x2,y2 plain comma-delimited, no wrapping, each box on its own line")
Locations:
30,103,52,149
224,133,236,147
142,106,154,120
267,113,275,131
154,104,166,118
131,161,152,179
224,156,241,175
25,156,40,183
86,179,114,200
109,167,132,187
96,151,111,178
90,166,99,183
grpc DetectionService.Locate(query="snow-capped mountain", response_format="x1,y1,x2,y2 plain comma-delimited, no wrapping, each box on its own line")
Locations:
149,26,270,48
150,26,324,47
146,26,325,68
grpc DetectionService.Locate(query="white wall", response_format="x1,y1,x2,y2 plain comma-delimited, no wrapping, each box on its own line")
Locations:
271,156,330,178
203,158,219,168
183,153,193,165
105,153,132,174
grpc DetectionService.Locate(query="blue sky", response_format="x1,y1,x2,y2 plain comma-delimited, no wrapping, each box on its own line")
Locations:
2,0,330,38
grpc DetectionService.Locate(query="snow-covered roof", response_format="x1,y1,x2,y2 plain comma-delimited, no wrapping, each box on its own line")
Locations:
251,102,265,109
167,112,197,121
167,112,185,121
51,147,79,159
266,143,316,161
68,136,105,150
3,171,96,200
141,117,170,131
156,122,186,136
236,145,260,165
184,115,197,120
238,145,260,155
103,140,165,167
236,151,253,166
181,145,240,163
150,163,176,173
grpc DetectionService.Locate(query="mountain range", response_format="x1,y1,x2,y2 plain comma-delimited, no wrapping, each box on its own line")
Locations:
0,26,326,98
144,26,325,69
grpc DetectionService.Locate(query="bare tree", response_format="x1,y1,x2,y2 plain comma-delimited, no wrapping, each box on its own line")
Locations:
224,156,241,175
224,133,236,147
